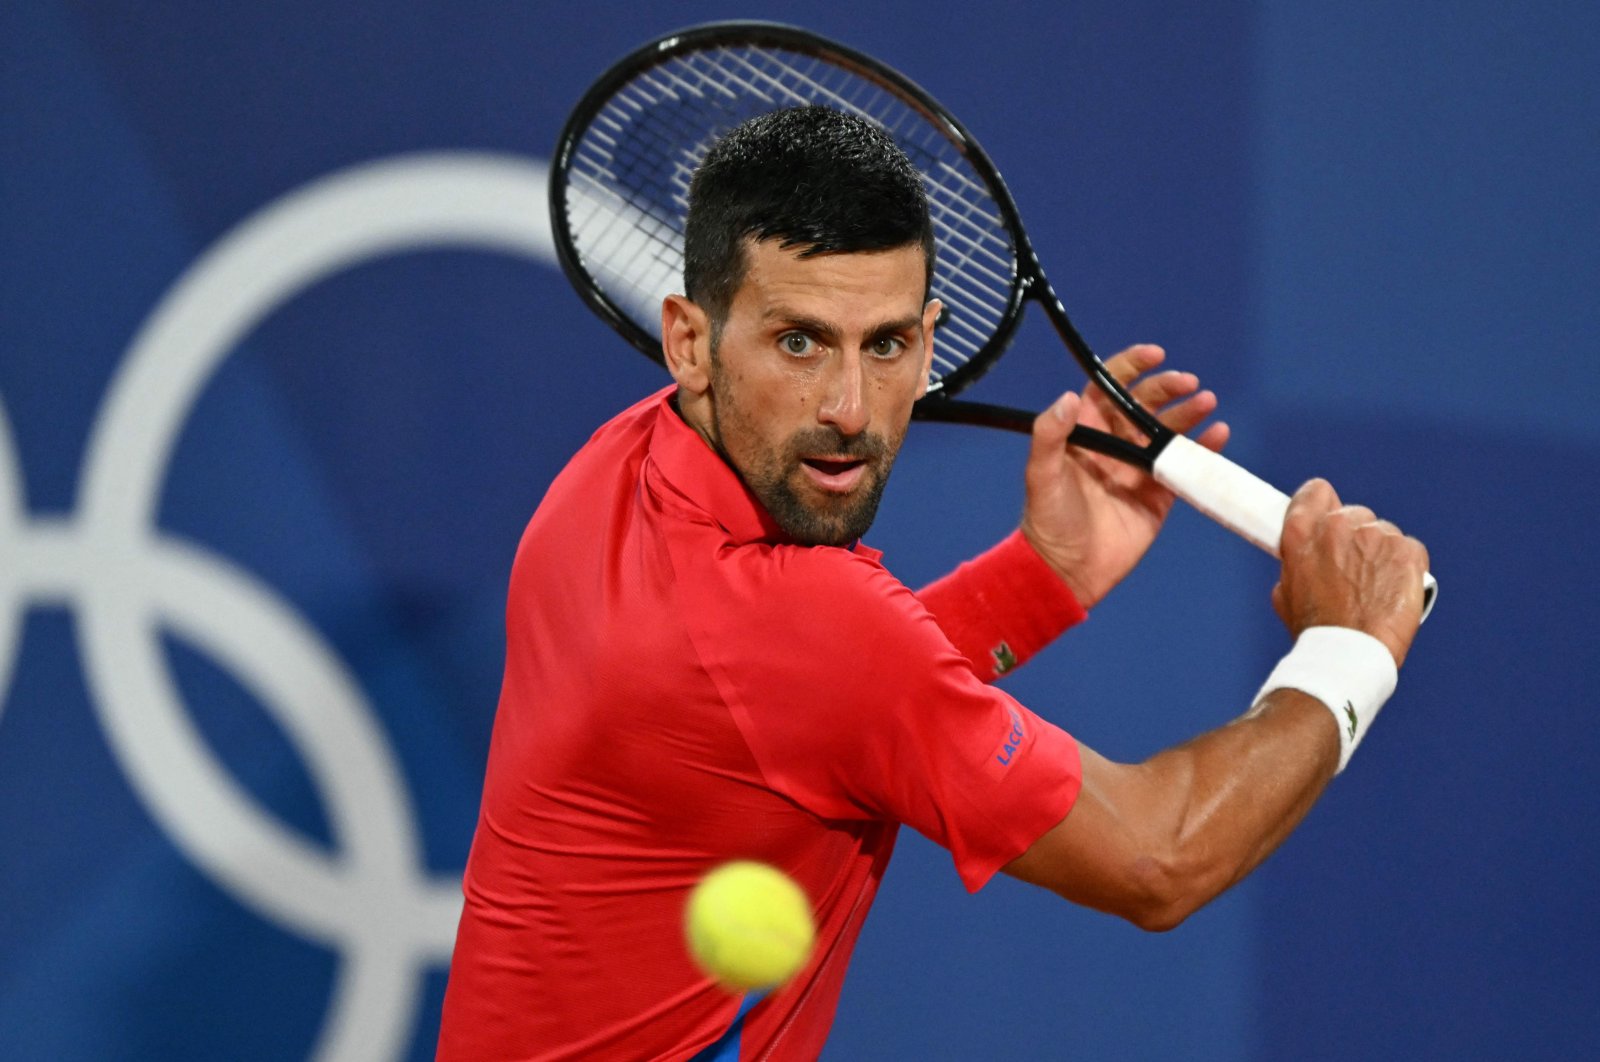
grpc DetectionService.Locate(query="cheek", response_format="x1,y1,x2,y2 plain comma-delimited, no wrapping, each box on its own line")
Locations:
718,367,807,457
743,363,820,422
873,361,926,413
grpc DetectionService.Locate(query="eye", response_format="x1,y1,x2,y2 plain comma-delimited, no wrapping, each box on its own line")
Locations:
779,332,816,357
868,336,905,358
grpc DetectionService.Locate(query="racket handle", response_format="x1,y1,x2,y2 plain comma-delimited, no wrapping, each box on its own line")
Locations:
1152,435,1437,622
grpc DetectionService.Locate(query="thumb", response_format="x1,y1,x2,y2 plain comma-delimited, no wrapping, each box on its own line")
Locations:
1030,390,1080,463
1282,478,1339,552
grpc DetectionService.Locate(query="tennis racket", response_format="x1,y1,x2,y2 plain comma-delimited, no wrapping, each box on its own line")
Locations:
549,20,1437,619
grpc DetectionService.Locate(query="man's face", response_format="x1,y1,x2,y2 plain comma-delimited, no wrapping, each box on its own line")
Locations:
705,239,938,546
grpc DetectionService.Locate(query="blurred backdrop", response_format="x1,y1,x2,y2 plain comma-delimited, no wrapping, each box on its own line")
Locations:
2,2,1596,1058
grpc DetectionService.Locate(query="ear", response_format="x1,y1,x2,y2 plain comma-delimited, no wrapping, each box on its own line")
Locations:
915,297,943,399
661,294,713,395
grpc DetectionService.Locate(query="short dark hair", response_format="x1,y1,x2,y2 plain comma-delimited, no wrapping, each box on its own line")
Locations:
683,106,935,339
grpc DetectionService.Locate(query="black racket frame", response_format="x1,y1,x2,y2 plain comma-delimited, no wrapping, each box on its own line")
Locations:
549,20,1171,470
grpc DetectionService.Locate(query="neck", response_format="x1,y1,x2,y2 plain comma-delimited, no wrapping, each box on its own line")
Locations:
672,387,720,455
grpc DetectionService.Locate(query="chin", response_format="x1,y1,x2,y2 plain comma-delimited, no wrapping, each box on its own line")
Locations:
784,485,885,546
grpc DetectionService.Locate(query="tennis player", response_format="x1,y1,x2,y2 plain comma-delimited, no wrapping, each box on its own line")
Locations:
436,107,1428,1060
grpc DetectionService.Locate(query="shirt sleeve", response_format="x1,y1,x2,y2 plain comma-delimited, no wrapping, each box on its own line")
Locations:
681,543,1081,892
916,530,1088,682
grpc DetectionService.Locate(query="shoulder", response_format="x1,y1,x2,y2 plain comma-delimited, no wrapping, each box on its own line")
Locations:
718,543,932,634
679,541,958,693
526,388,670,519
573,387,672,463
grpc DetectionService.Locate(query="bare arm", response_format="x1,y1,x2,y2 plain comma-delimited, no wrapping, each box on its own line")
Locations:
1005,689,1337,930
1006,477,1429,930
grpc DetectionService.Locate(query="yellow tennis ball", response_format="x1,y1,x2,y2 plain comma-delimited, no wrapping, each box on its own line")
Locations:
685,861,816,991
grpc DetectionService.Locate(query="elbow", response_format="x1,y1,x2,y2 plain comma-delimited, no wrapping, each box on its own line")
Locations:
1119,851,1206,933
1129,900,1193,934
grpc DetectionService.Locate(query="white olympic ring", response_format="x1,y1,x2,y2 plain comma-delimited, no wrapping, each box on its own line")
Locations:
0,152,560,1061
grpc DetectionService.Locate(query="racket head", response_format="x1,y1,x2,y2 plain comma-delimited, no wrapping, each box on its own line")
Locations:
548,20,1035,402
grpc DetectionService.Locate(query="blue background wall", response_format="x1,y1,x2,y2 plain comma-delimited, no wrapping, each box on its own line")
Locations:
2,2,1595,1058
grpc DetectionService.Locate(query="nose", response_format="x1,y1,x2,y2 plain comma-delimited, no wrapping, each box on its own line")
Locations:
818,349,869,437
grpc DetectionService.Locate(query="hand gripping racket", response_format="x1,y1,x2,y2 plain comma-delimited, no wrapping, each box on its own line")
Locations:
549,21,1437,619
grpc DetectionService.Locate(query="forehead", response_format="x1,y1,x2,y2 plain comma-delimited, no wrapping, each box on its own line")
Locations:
730,239,928,324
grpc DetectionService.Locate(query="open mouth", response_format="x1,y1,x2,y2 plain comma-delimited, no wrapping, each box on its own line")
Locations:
803,457,863,476
799,456,868,492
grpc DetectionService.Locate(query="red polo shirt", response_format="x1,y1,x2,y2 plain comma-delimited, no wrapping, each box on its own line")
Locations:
439,388,1085,1060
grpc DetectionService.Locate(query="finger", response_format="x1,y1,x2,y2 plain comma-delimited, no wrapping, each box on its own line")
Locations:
1150,388,1218,435
1365,516,1419,542
1409,535,1431,577
1330,503,1377,529
1128,369,1201,412
1396,535,1431,616
1078,381,1133,437
1102,343,1165,386
1082,368,1193,436
1357,518,1415,550
1294,478,1340,511
1194,419,1230,453
1283,479,1340,547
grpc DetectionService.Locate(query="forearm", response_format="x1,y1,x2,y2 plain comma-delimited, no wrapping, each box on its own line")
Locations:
1006,688,1342,931
1129,689,1339,927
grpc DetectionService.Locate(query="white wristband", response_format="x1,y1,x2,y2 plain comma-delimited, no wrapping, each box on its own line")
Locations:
1253,626,1399,773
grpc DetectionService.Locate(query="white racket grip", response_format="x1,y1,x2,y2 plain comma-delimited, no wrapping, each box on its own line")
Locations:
1151,435,1437,621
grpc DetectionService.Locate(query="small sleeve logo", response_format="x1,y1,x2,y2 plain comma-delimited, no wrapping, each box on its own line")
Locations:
990,640,1017,677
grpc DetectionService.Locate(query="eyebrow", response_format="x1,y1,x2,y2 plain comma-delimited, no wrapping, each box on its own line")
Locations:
764,309,924,343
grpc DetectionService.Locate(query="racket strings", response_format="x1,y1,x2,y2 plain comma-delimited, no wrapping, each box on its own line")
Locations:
560,43,1020,384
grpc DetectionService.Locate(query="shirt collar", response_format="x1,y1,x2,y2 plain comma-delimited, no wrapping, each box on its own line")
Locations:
645,388,883,561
